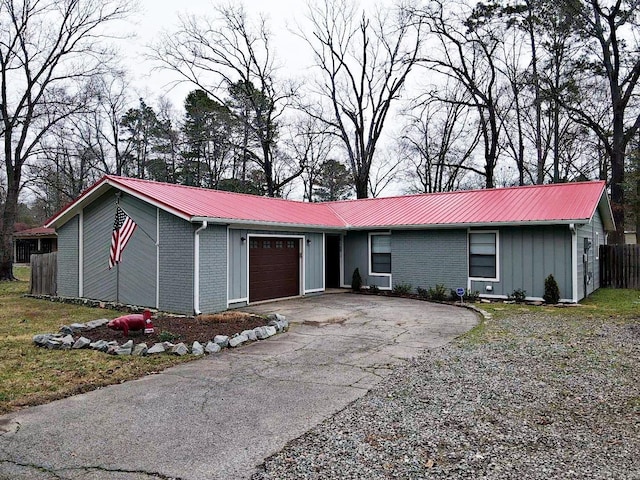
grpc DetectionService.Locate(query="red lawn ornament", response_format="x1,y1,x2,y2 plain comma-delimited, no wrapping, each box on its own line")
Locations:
107,310,154,336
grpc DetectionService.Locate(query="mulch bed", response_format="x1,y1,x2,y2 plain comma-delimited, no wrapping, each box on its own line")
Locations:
85,311,268,345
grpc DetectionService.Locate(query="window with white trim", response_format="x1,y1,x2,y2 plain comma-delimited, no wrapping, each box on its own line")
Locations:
370,234,391,274
469,232,497,279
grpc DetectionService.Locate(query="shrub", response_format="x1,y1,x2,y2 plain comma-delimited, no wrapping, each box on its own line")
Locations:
465,290,480,302
392,282,412,295
351,268,362,291
158,331,178,342
416,286,429,300
368,284,380,294
510,288,527,303
543,274,560,304
428,284,448,301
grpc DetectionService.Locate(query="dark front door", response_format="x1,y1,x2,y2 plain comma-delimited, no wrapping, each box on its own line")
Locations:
249,237,300,302
325,235,341,288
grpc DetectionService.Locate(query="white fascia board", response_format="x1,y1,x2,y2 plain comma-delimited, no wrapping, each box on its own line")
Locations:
192,217,347,232
345,219,593,231
46,178,191,229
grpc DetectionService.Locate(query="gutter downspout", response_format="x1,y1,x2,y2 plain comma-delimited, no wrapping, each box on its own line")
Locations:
194,221,208,315
569,223,578,303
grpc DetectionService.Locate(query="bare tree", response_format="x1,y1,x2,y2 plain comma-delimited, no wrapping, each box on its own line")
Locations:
401,87,481,193
0,0,133,280
300,0,424,198
286,116,336,201
561,0,640,243
150,4,300,197
418,0,503,189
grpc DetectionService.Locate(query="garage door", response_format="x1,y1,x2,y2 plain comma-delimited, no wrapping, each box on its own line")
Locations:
249,237,300,302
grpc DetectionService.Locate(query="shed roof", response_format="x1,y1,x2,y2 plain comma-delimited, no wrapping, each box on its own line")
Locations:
14,226,57,238
45,176,613,231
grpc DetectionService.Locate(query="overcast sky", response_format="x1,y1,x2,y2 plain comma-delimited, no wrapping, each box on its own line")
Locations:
130,0,316,109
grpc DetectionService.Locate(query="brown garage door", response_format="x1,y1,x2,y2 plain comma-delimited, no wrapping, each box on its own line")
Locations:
249,237,300,302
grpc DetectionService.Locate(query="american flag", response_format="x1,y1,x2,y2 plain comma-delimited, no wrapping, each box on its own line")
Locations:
108,206,137,269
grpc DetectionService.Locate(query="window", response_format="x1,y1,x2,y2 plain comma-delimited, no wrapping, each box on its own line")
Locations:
370,234,391,274
469,232,497,279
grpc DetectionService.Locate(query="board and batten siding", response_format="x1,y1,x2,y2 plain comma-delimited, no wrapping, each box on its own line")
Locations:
392,229,468,292
158,211,194,314
198,225,227,313
343,231,391,289
470,226,572,300
82,191,157,307
227,229,324,305
305,232,324,291
56,215,79,297
577,208,605,300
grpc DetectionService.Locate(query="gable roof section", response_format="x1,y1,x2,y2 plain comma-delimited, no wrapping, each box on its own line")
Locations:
45,176,613,231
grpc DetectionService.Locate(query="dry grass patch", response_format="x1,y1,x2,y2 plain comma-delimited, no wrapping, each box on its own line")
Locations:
196,311,249,322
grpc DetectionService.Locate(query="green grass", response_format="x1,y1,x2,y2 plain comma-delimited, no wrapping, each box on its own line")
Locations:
0,267,195,414
478,288,640,321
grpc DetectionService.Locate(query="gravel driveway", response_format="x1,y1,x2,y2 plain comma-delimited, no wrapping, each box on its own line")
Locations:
253,311,640,479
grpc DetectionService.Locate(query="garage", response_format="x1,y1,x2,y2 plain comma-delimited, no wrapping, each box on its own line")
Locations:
249,237,301,302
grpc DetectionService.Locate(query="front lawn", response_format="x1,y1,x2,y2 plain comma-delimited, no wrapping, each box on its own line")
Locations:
0,267,195,414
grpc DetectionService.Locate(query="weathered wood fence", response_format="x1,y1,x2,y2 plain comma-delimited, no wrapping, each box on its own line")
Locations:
599,245,640,289
30,252,57,295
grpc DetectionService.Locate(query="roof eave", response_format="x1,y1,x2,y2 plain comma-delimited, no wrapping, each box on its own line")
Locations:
191,216,348,232
45,176,192,229
595,188,616,232
345,219,592,231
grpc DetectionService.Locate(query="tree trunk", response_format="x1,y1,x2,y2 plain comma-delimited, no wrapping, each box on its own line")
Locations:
0,170,20,281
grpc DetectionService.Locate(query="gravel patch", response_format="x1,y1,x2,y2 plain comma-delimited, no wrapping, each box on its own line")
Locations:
254,313,640,480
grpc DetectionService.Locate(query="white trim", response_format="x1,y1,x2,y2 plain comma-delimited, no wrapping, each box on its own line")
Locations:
570,224,578,302
322,233,326,291
368,232,392,278
479,293,575,303
228,297,248,304
193,221,208,315
226,227,230,308
246,233,305,304
595,232,600,260
78,211,84,298
155,208,160,309
468,229,500,283
305,288,325,294
340,234,349,288
193,217,345,232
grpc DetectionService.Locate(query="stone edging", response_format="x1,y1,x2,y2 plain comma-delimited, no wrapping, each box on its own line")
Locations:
32,314,289,357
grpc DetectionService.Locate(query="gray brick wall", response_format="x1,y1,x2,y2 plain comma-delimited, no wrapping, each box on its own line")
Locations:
158,211,194,314
57,215,79,297
198,225,227,313
392,229,468,292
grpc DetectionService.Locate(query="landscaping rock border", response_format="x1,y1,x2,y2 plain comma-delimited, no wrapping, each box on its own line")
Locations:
32,314,289,357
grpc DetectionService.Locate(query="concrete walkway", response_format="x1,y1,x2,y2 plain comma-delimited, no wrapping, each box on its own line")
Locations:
0,294,477,480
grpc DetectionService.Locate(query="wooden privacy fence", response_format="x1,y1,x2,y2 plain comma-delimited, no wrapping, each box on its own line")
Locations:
30,252,57,295
599,245,640,289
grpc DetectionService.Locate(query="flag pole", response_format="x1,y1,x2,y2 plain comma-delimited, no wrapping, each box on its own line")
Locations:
115,192,121,304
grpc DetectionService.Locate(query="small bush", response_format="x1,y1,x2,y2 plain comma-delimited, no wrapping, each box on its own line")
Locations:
510,288,527,303
428,284,448,301
416,286,429,299
392,282,412,295
368,284,380,294
158,331,178,342
465,290,480,302
352,268,362,291
543,274,560,304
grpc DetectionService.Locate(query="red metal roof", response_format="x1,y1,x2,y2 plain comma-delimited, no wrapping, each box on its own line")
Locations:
328,181,608,227
46,176,610,230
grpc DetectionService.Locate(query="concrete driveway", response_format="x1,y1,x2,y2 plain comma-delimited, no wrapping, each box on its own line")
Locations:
0,293,477,480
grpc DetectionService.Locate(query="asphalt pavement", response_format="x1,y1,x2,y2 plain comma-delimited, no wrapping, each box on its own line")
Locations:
0,293,477,480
